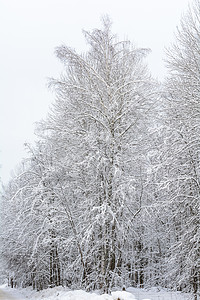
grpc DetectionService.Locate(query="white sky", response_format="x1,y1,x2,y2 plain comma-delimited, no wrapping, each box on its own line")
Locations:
0,0,191,184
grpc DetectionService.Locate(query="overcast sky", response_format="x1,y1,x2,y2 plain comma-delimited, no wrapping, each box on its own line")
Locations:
0,0,191,184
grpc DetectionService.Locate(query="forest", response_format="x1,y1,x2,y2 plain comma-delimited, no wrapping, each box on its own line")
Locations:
0,1,199,299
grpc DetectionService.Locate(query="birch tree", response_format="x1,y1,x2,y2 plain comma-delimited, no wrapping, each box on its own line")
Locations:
48,16,157,292
1,142,67,290
163,1,200,297
1,17,159,293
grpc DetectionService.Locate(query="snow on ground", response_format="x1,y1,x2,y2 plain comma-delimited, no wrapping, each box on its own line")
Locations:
126,287,191,300
0,285,192,300
0,284,26,299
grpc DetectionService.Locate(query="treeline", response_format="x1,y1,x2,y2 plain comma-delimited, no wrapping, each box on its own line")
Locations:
0,2,199,298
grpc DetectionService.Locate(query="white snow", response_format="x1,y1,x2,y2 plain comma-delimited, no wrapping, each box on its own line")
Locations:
0,285,192,300
112,290,136,300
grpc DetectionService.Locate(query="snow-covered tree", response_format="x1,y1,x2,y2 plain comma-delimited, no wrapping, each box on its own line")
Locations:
0,141,68,290
48,16,158,292
1,17,161,293
162,1,200,297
